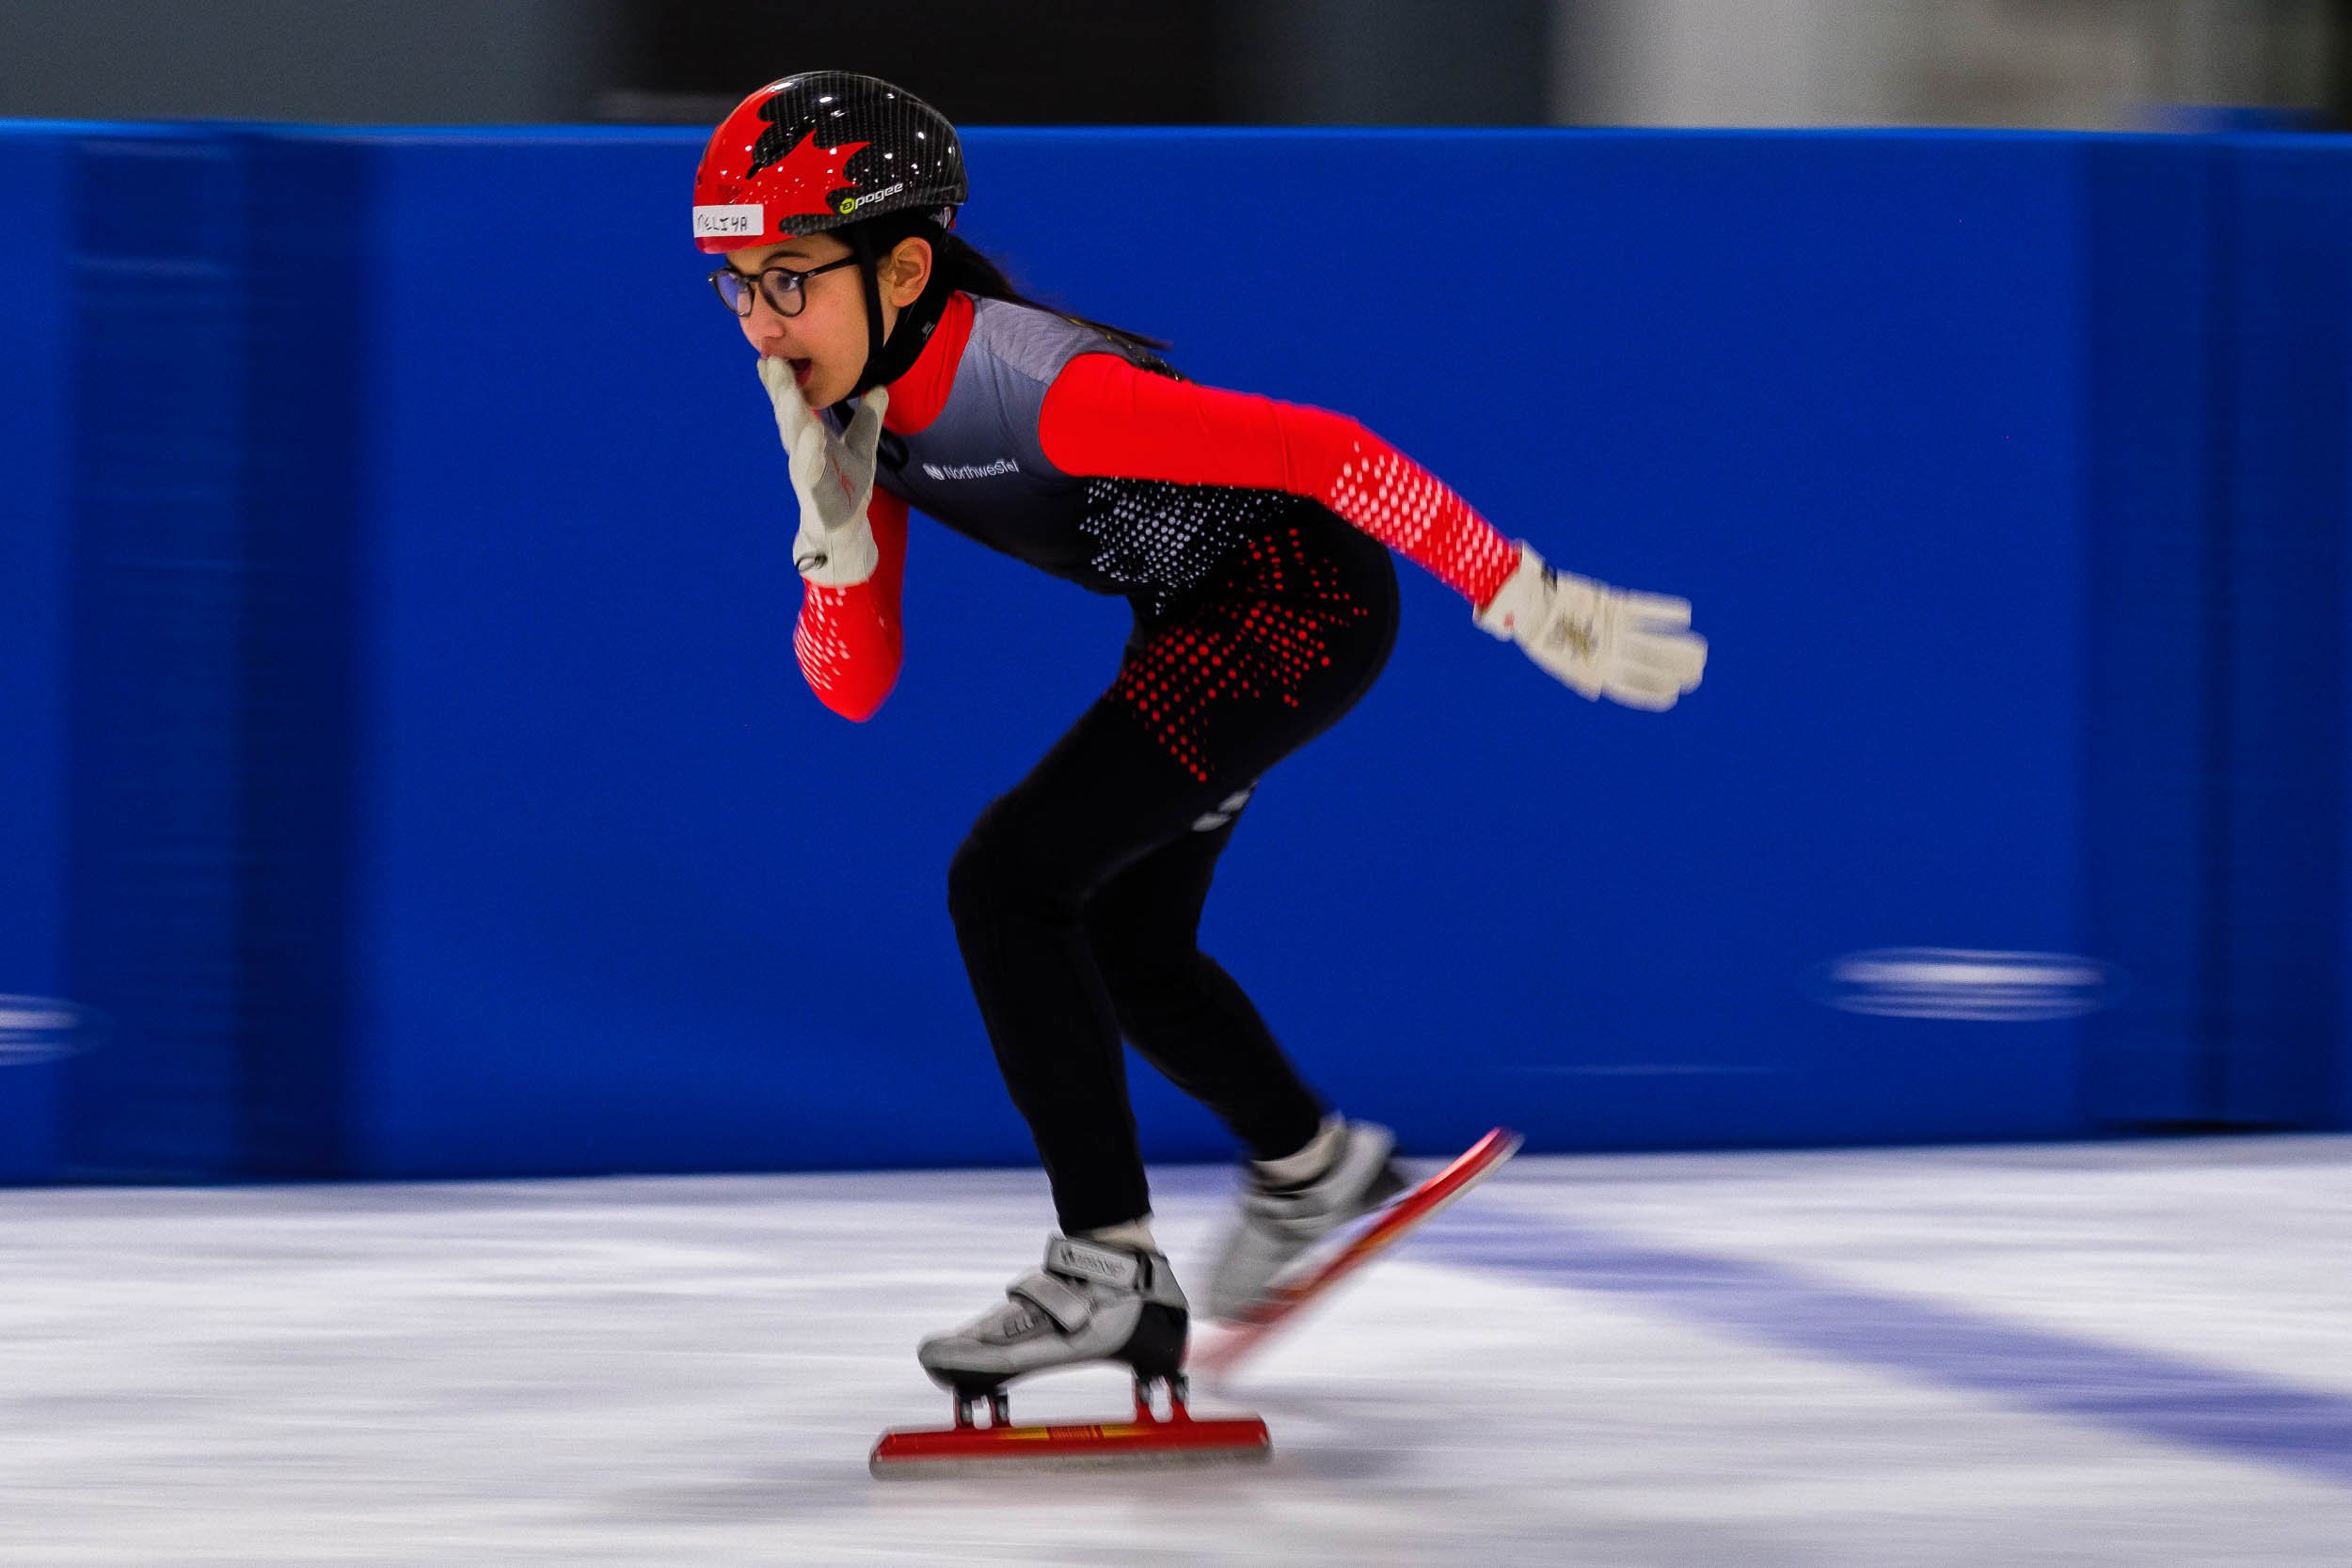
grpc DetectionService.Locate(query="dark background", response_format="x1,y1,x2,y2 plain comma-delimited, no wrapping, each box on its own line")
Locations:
607,1,1550,128
0,0,2338,132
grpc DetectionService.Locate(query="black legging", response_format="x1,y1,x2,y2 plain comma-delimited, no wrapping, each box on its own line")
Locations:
946,504,1401,1234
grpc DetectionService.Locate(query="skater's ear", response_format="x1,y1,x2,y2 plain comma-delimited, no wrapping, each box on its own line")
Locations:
878,237,933,309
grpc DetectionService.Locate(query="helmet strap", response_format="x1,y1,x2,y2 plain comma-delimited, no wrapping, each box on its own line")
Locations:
846,224,955,402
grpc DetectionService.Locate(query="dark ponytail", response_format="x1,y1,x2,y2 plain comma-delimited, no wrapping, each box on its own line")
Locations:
930,229,1171,359
845,210,1172,363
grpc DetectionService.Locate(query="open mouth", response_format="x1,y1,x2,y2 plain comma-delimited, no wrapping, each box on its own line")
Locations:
789,357,813,388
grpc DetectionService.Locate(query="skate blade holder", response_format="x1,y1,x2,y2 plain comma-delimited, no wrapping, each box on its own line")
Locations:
869,1373,1272,1478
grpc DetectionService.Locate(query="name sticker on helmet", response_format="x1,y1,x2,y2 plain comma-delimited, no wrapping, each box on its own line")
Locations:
693,203,765,239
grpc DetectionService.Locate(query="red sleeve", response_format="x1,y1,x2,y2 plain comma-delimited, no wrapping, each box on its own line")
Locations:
1038,352,1520,608
793,488,907,721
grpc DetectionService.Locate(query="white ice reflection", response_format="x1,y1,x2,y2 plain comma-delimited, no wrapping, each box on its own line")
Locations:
2,1137,2349,1565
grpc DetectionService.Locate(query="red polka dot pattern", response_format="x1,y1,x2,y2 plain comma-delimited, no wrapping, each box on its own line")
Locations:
795,583,857,689
1321,443,1519,610
1110,525,1370,782
792,495,908,722
794,579,899,722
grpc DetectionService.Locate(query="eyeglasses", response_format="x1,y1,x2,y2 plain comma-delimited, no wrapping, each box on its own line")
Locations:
707,254,861,319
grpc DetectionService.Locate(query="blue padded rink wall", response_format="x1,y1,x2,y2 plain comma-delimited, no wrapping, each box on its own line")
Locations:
2,121,2351,1562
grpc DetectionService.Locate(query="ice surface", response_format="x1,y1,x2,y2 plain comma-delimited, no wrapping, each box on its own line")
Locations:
3,1137,2349,1565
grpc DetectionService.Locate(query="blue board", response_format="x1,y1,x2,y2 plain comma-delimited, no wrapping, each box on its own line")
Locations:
8,121,2351,1181
2221,139,2352,1126
335,129,2093,1175
0,127,73,1180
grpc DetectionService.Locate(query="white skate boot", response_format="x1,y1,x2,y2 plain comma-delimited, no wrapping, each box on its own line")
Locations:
916,1235,1189,1422
1203,1117,1408,1322
879,1235,1273,1474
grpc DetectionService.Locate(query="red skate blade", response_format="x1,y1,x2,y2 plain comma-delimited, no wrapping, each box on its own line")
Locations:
869,1414,1271,1478
1190,1126,1523,1379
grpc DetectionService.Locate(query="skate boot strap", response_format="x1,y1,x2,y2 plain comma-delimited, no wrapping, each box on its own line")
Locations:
999,1238,1147,1334
1041,1236,1144,1291
1006,1270,1095,1333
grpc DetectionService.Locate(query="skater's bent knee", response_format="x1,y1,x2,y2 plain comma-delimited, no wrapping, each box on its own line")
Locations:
946,828,1001,924
1086,927,1194,996
947,810,1090,926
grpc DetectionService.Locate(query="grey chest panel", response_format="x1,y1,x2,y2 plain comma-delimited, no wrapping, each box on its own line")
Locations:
869,298,1311,602
873,299,1104,580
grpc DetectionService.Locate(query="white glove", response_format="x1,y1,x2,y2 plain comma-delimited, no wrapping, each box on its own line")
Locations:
758,356,887,588
1475,543,1707,710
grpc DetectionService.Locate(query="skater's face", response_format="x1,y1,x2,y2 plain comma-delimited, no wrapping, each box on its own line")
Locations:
717,231,933,409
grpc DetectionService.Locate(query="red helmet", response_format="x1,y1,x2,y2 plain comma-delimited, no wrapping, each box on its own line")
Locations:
692,71,966,254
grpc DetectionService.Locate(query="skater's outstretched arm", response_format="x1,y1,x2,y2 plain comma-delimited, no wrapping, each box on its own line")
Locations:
1039,353,1707,710
1039,353,1516,603
761,360,908,721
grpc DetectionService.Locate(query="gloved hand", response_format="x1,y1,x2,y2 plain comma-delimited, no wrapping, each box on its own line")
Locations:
1474,543,1707,710
759,356,887,588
